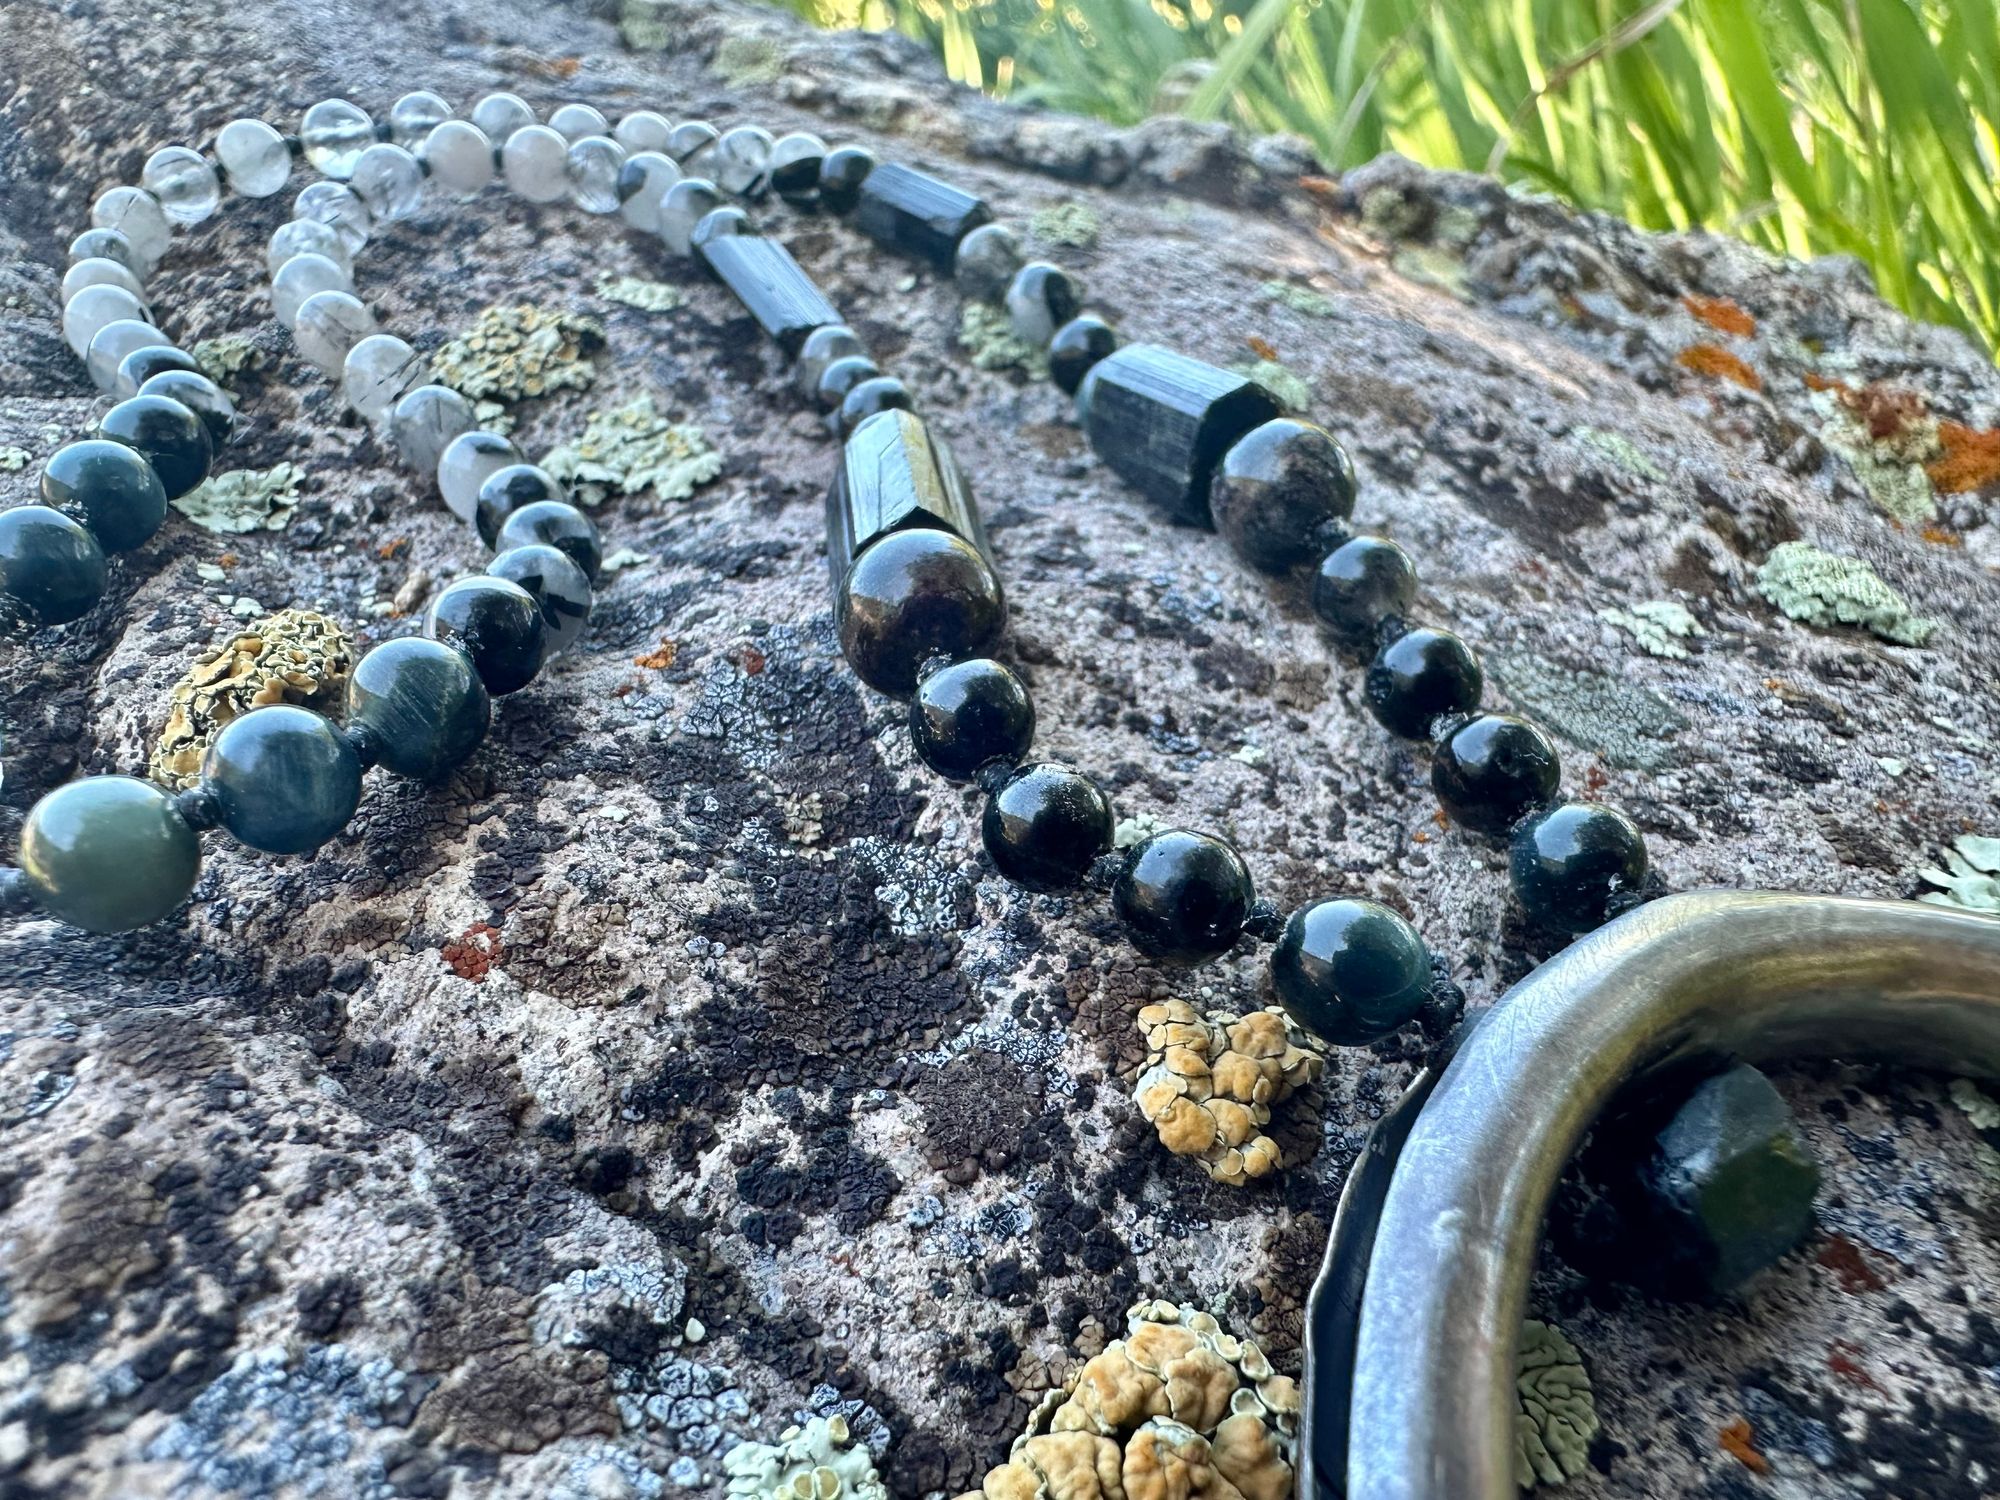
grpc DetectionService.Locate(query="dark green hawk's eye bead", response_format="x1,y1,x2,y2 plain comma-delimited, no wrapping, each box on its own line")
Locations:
837,527,1005,697
909,657,1035,782
1112,828,1255,964
115,344,202,397
1364,625,1482,740
1270,898,1433,1045
1510,801,1649,935
0,505,108,627
18,775,201,932
201,704,362,855
473,463,565,550
494,499,602,582
1313,535,1416,647
487,542,592,655
40,439,168,553
424,575,548,695
1432,713,1561,834
981,761,1114,892
138,369,236,448
1209,418,1357,573
344,636,492,781
97,393,212,500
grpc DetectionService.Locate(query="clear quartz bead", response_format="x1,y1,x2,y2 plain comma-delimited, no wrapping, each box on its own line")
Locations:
658,178,723,256
86,320,171,393
471,92,535,144
342,334,425,421
294,182,372,256
437,431,522,523
954,223,1022,301
616,152,681,233
711,125,774,195
389,91,452,146
501,125,569,204
767,132,827,202
567,136,627,214
421,121,494,197
350,143,426,222
272,252,353,328
61,257,148,308
69,229,144,279
668,121,719,173
267,219,352,278
300,98,375,179
293,289,377,374
390,385,477,474
614,110,673,154
63,283,149,358
90,188,170,275
215,119,292,198
141,146,221,226
549,103,610,143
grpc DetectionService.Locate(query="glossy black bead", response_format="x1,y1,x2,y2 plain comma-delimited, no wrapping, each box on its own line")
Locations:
1047,316,1117,396
1270,898,1433,1045
837,527,1005,696
827,409,989,588
97,393,212,500
836,375,914,440
981,761,1114,892
1313,535,1415,647
817,145,876,213
494,499,602,581
910,658,1035,782
1209,418,1357,573
137,369,235,448
1510,801,1649,935
473,463,565,550
344,637,491,781
1364,626,1482,739
815,355,882,413
1112,829,1255,964
697,233,841,357
852,160,991,267
1432,713,1561,834
39,439,168,552
424,575,548,696
487,542,592,655
0,505,107,628
116,344,201,394
201,704,362,855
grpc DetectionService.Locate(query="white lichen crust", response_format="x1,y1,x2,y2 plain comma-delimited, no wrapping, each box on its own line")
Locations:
723,1414,888,1500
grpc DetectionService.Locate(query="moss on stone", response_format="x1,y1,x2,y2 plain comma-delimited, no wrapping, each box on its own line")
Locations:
172,462,303,533
1232,358,1312,415
1031,202,1100,249
958,301,1045,376
1755,541,1937,646
1515,1320,1597,1489
432,303,604,402
541,395,723,503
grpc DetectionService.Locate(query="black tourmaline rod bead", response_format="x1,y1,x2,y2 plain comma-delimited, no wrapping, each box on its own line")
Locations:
697,233,841,356
852,161,992,269
1077,344,1283,526
827,408,991,594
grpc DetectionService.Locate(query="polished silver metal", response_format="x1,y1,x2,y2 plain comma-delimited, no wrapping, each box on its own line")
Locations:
1304,890,2000,1500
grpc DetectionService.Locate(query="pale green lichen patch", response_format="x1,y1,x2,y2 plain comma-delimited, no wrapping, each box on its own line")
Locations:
172,462,303,533
1114,811,1171,848
1391,244,1472,301
432,303,604,402
712,33,784,87
723,1415,887,1500
1031,202,1100,249
1492,652,1686,771
1949,1077,2000,1132
0,446,30,471
1515,1319,1597,1489
597,273,685,312
1233,358,1312,415
193,333,265,385
958,301,1045,376
1261,280,1341,319
1755,541,1937,646
1599,600,1705,660
1918,834,2000,913
1571,425,1665,484
1810,390,1939,526
541,395,723,503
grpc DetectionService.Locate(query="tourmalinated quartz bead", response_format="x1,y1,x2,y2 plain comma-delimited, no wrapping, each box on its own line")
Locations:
1433,713,1561,834
272,251,354,328
138,370,234,448
827,410,989,586
614,110,674,155
473,463,566,549
201,704,362,855
910,658,1035,782
981,762,1114,892
342,334,425,422
344,636,491,780
797,325,865,401
388,90,452,147
1076,345,1283,525
699,234,840,356
141,146,221,226
85,320,173,395
70,228,146,280
1112,829,1255,964
1510,802,1649,934
116,344,202,398
421,120,495,197
292,289,378,376
495,499,602,580
837,528,1005,696
98,394,212,500
437,431,522,523
1209,418,1357,573
471,92,536,145
300,98,376,179
391,385,478,475
1047,315,1116,396
953,222,1022,301
616,151,681,233
488,543,592,655
711,125,775,195
268,218,352,278
216,118,293,197
549,103,610,143
90,187,171,274
1271,898,1433,1044
668,121,720,172
349,143,426,222
854,162,992,268
816,145,875,213
658,178,724,257
767,132,827,205
814,355,881,413
502,124,571,203
17,776,200,932
41,441,168,553
1313,535,1415,646
62,282,149,359
689,206,751,254
1005,262,1081,349
567,135,627,214
62,256,148,309
425,576,548,695
1365,626,1482,739
0,506,108,627
836,376,914,440
294,181,372,256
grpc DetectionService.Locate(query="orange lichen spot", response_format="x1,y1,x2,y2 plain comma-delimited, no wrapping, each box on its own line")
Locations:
1584,764,1609,794
610,681,635,698
442,921,504,982
1828,1341,1883,1392
217,552,240,568
526,55,582,79
1299,175,1339,200
1412,828,1431,845
1839,383,1929,443
1802,371,1845,393
377,536,409,560
1817,1234,1887,1294
1682,293,1757,338
1920,525,1962,547
1432,807,1449,829
1246,334,1280,362
1718,1419,1768,1475
634,639,678,670
739,645,767,675
1676,344,1762,391
1928,419,2000,494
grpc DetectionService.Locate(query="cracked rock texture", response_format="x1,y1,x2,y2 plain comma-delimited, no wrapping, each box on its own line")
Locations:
3,0,2000,1496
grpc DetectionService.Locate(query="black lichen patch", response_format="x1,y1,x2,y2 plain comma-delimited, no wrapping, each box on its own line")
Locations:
915,1047,1046,1183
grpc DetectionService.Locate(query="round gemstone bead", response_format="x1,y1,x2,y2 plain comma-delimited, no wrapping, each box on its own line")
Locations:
658,179,724,256
836,376,914,440
292,289,378,376
817,145,875,213
1113,829,1255,964
1271,898,1433,1045
90,188,170,274
425,576,548,695
62,282,149,359
910,657,1036,782
838,528,1006,696
115,344,202,398
268,219,352,278
272,251,354,328
1313,535,1416,647
345,636,491,780
0,506,108,626
815,355,882,413
567,135,627,214
981,762,1114,892
711,125,775,195
216,119,292,198
470,91,536,144
473,464,565,549
137,370,235,449
18,776,200,933
98,394,211,500
502,125,571,203
1210,419,1357,573
341,334,425,422
1433,713,1561,835
70,228,146,281
767,132,827,205
488,543,592,655
668,121,720,172
202,705,362,855
41,441,168,553
388,90,452,147
391,385,478,475
1365,626,1483,740
437,431,522,523
294,181,372,256
141,146,221,226
797,326,866,401
614,110,674,154
301,98,375,178
62,256,148,309
1510,802,1649,935
616,151,681,233
549,103,610,143
1048,316,1117,396
421,120,495,197
954,223,1022,301
494,499,601,580
85,319,172,394
349,143,426,222
1006,263,1082,349
689,206,750,254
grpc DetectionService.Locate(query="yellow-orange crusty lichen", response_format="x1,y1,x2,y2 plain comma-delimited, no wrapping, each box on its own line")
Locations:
1133,1002,1325,1187
1928,419,2000,495
1681,293,1757,338
1675,344,1762,391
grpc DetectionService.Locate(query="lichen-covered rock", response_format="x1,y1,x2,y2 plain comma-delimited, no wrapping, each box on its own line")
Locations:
432,302,606,402
171,461,303,533
1133,1002,1323,1186
1515,1320,1597,1489
1919,834,2000,912
1754,541,1939,645
539,393,724,502
724,1415,888,1500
